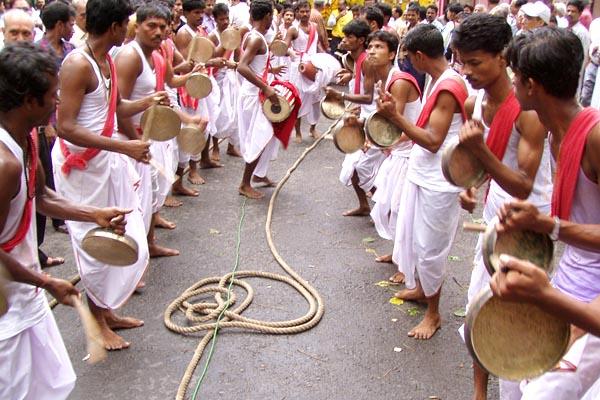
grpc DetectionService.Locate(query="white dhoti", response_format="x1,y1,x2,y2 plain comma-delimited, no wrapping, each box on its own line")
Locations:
339,148,386,193
392,180,460,296
237,92,277,168
289,60,321,125
371,150,410,240
214,69,239,146
0,312,76,400
53,149,149,309
150,140,175,213
204,75,221,138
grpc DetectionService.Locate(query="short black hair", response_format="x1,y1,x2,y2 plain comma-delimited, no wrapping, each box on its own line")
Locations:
183,0,205,12
452,13,512,55
41,1,75,30
250,0,272,21
294,0,310,12
367,30,399,58
404,23,444,58
427,4,438,13
0,42,58,112
351,5,361,13
567,0,585,12
506,27,583,99
364,6,384,29
448,3,463,14
515,0,528,7
463,4,474,12
375,3,392,18
212,2,228,17
393,6,403,17
282,2,294,14
137,1,170,23
342,18,370,40
86,0,133,36
406,3,420,14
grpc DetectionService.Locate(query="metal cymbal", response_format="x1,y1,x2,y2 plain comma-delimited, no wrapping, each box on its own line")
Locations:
185,73,213,99
221,27,241,50
140,105,181,141
188,36,215,63
270,40,288,57
81,228,139,267
177,123,207,155
364,111,403,148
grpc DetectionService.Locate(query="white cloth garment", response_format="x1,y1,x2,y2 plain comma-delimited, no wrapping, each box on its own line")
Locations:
213,30,240,146
339,148,386,192
289,21,320,125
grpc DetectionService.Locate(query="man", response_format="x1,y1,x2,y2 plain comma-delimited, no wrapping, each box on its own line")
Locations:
1,9,34,48
425,5,444,31
286,0,321,143
398,4,425,92
54,0,164,350
329,0,351,55
441,3,462,52
70,0,87,47
229,0,249,28
507,0,527,35
310,0,329,52
567,0,590,98
486,27,600,400
464,4,475,14
379,24,468,340
39,1,75,67
351,5,361,20
237,0,279,199
452,14,553,399
364,5,384,33
520,1,550,31
375,3,396,35
201,0,215,33
0,41,131,398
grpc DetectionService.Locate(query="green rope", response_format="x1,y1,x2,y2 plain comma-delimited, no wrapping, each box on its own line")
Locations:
191,197,247,400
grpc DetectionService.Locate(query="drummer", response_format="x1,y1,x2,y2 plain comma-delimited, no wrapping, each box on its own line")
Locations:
451,14,553,399
0,42,131,398
488,27,600,400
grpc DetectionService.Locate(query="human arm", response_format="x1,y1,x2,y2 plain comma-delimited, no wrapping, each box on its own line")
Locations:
325,61,375,105
237,35,279,106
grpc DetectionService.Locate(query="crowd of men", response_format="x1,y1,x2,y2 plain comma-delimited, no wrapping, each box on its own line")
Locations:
1,0,600,399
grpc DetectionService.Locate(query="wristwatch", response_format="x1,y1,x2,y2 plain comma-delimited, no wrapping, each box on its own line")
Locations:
550,216,560,241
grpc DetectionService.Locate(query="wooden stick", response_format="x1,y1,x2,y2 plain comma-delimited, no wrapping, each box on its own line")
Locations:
463,222,487,232
71,295,107,364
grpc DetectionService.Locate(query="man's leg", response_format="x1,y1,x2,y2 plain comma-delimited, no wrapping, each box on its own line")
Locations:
148,212,179,257
211,136,220,161
239,158,263,199
295,118,303,143
172,165,199,196
408,286,442,340
226,142,242,157
473,362,489,400
87,296,142,351
200,139,223,169
343,171,370,216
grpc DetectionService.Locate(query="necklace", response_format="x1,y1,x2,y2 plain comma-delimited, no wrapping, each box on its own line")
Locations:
85,41,111,93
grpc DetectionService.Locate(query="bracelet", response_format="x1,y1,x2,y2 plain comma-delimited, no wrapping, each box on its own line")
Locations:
341,92,345,100
550,216,561,241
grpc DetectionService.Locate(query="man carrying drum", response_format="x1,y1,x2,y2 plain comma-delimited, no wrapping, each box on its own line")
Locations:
0,42,131,398
378,24,468,340
451,14,553,399
487,27,600,400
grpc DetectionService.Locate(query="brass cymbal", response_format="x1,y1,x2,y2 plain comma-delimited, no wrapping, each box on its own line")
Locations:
81,228,139,267
185,73,213,99
140,105,181,141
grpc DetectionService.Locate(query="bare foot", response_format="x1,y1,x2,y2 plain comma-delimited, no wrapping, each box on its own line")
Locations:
342,207,370,216
388,271,405,284
395,286,426,302
211,148,220,162
226,144,242,157
408,313,441,340
309,128,320,139
200,159,223,169
172,184,199,197
42,256,65,269
149,243,180,258
99,324,131,350
252,175,276,187
239,185,264,199
164,196,183,207
136,280,146,290
294,135,302,144
155,214,176,230
188,170,205,185
376,254,393,264
105,312,144,330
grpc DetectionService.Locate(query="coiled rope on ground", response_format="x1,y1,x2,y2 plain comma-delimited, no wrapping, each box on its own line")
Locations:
164,129,333,400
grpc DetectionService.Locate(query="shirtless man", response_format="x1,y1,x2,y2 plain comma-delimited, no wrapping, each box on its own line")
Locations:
487,27,600,400
379,24,468,339
0,41,130,398
451,14,552,399
237,0,279,199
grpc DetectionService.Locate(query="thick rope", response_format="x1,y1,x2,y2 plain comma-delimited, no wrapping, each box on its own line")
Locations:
164,129,333,400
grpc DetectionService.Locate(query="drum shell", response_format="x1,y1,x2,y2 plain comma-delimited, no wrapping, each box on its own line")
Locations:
332,119,365,154
140,105,181,141
465,286,570,381
177,124,207,155
299,61,317,81
185,73,213,99
441,137,487,189
81,228,139,267
364,111,403,148
270,40,288,57
320,97,346,120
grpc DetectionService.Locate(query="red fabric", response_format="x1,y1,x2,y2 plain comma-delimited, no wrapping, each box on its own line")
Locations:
260,81,301,149
299,23,317,61
353,51,367,95
59,55,118,175
1,130,38,252
152,50,166,91
552,107,600,219
386,70,422,98
486,89,521,161
415,77,467,128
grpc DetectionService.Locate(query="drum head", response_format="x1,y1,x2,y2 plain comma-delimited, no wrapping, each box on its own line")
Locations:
221,28,241,50
441,137,487,188
81,228,139,267
465,287,570,381
482,218,554,276
188,36,215,63
320,97,345,120
140,105,181,141
365,112,403,148
333,123,365,154
186,73,213,99
262,95,292,123
270,40,288,57
177,124,207,155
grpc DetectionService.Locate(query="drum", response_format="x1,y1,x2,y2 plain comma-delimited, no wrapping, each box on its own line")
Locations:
441,136,487,189
185,73,212,99
270,40,288,57
140,105,181,141
177,123,207,155
465,286,570,381
298,61,317,81
221,27,241,50
364,111,403,148
341,53,355,72
320,95,346,120
188,36,215,63
81,228,139,266
463,218,554,276
332,118,365,154
311,53,343,84
261,83,296,123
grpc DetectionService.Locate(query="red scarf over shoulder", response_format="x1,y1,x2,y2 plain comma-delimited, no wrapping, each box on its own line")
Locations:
415,77,467,128
486,89,521,161
353,51,368,95
386,70,421,98
552,107,600,220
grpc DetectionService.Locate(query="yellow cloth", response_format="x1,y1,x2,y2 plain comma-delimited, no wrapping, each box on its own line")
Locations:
331,10,353,38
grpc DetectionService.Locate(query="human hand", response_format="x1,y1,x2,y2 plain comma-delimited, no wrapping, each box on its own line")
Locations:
324,86,342,101
376,82,397,121
336,70,352,85
93,207,132,235
459,119,485,151
146,91,170,108
122,140,151,163
46,277,80,307
490,254,552,304
263,85,280,108
496,199,548,234
271,64,287,76
459,187,477,213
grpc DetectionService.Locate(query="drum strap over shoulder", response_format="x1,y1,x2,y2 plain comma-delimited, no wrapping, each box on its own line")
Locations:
552,107,600,219
486,89,520,162
59,54,118,176
415,77,467,129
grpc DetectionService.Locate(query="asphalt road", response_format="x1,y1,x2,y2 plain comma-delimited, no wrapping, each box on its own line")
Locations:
45,118,500,400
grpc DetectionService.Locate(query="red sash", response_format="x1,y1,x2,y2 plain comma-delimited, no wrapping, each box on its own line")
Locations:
178,27,208,110
1,130,38,252
386,70,422,98
353,51,367,95
415,77,467,128
552,107,600,219
59,55,118,175
299,23,317,61
152,50,166,91
486,89,520,161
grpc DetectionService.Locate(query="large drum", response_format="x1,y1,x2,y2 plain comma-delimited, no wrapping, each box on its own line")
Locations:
364,111,403,148
140,105,181,141
81,228,139,266
261,82,296,123
332,118,365,154
442,136,487,189
465,286,570,381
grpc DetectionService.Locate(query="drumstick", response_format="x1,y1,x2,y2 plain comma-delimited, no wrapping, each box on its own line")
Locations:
70,295,107,364
463,222,487,232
